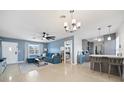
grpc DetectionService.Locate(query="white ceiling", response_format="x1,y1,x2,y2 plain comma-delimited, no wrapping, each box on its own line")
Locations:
0,10,124,42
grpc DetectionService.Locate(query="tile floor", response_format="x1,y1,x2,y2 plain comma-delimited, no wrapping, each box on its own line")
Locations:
0,62,121,82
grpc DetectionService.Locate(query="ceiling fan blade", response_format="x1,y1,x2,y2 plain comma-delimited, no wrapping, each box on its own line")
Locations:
39,32,56,40
46,36,55,38
51,37,55,40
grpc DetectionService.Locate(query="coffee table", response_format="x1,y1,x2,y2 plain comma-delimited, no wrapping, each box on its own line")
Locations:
34,58,48,67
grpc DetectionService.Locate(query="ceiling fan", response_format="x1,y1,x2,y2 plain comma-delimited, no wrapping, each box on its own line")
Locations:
42,32,56,40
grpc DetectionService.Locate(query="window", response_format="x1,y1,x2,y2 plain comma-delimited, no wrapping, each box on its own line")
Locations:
28,44,40,57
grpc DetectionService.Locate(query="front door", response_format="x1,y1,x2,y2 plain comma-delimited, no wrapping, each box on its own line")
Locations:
2,42,18,64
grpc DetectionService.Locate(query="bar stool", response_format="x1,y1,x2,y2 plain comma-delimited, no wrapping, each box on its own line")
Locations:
91,57,102,72
108,58,123,78
90,57,95,70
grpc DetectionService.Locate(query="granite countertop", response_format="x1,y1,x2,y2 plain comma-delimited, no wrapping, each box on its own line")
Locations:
0,58,6,62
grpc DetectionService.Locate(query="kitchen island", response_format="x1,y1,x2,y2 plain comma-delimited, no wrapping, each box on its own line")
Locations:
90,55,124,81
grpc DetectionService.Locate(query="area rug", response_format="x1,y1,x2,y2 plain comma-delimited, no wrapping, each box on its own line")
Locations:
19,62,52,74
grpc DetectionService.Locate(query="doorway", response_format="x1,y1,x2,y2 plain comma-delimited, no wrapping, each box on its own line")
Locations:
2,42,18,64
64,40,72,64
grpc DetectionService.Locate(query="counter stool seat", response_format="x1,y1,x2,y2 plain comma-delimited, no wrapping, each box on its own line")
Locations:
108,58,123,78
91,57,102,72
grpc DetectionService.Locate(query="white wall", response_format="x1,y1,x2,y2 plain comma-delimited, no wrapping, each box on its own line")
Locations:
74,32,82,64
116,33,119,55
118,23,124,56
74,30,99,64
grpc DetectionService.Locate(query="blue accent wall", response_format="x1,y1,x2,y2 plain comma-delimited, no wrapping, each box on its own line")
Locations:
48,39,64,53
47,36,74,62
43,43,48,50
0,37,46,61
0,36,74,62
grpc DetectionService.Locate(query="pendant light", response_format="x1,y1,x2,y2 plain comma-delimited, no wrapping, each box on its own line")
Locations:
107,25,112,40
97,27,102,42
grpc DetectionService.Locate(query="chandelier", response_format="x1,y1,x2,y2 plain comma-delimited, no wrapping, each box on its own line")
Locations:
64,10,81,33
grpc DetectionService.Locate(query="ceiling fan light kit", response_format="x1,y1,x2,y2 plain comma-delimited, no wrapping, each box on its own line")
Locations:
43,32,55,40
32,31,55,41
